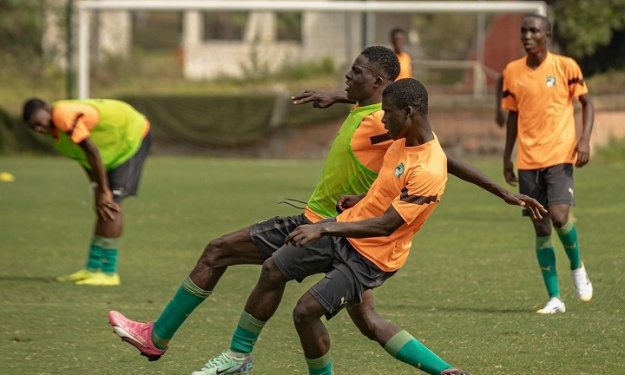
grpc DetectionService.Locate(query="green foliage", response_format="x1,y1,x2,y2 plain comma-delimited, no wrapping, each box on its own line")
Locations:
0,0,46,76
0,157,623,375
553,0,625,58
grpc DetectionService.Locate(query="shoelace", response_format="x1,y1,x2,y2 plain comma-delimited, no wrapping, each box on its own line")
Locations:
202,353,230,369
277,198,308,209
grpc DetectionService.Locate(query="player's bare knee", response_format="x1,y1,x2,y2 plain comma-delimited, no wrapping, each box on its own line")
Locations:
292,300,315,326
259,258,286,286
551,214,569,229
200,236,233,265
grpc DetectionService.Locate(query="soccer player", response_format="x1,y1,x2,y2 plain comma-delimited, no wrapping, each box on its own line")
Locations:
22,98,152,286
391,28,413,80
501,14,595,314
187,79,474,375
108,47,544,373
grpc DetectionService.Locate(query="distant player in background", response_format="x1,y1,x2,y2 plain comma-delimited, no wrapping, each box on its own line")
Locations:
391,28,413,80
22,98,152,286
501,14,595,314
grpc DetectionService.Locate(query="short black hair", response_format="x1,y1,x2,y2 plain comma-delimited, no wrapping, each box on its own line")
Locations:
390,27,406,37
383,78,428,118
22,98,48,122
524,14,552,33
361,46,400,81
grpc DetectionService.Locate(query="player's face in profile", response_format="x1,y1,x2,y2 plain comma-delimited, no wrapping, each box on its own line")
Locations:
345,54,378,102
381,97,406,140
520,17,549,55
27,108,53,135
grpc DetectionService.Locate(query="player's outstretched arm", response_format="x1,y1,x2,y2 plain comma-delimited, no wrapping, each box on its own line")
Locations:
285,205,405,247
78,137,119,221
445,151,547,219
291,90,356,108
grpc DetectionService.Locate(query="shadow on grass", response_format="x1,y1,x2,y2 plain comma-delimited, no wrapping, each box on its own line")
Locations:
386,303,531,314
0,276,56,282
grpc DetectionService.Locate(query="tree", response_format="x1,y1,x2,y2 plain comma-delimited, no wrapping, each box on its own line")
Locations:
550,0,625,74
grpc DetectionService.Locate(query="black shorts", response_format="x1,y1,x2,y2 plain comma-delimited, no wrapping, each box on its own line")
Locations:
249,214,312,260
272,236,395,320
108,130,153,202
518,163,575,215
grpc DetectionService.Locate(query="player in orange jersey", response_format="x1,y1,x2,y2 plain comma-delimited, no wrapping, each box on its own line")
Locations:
391,28,413,80
501,14,595,314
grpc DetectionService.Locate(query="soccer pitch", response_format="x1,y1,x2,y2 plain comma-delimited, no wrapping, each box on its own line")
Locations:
1,156,623,375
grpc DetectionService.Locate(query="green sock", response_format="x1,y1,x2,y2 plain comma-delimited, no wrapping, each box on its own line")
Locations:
306,351,333,375
152,277,211,349
93,236,119,274
556,220,581,270
229,311,266,354
384,330,452,375
85,238,103,271
536,235,559,298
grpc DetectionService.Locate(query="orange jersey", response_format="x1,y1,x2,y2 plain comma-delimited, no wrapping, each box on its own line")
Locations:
52,102,101,144
51,99,150,170
502,52,588,169
396,52,413,80
304,107,392,223
351,110,392,174
337,135,447,272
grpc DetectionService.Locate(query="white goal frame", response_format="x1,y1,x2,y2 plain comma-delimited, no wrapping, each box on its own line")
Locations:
76,0,547,98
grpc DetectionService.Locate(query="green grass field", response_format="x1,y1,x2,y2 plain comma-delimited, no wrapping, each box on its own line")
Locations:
1,156,623,375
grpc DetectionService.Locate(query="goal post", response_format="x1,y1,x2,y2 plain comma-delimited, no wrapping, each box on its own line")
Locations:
76,0,547,99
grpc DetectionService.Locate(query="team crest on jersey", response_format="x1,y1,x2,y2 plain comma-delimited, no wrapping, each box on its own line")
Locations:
394,162,405,178
546,76,556,87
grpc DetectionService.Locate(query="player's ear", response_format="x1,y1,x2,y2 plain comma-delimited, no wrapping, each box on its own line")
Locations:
404,105,414,119
373,75,384,88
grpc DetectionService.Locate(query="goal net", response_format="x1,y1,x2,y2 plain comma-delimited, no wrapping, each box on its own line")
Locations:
53,1,547,154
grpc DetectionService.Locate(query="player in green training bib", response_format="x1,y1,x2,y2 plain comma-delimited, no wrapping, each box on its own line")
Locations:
23,98,152,286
